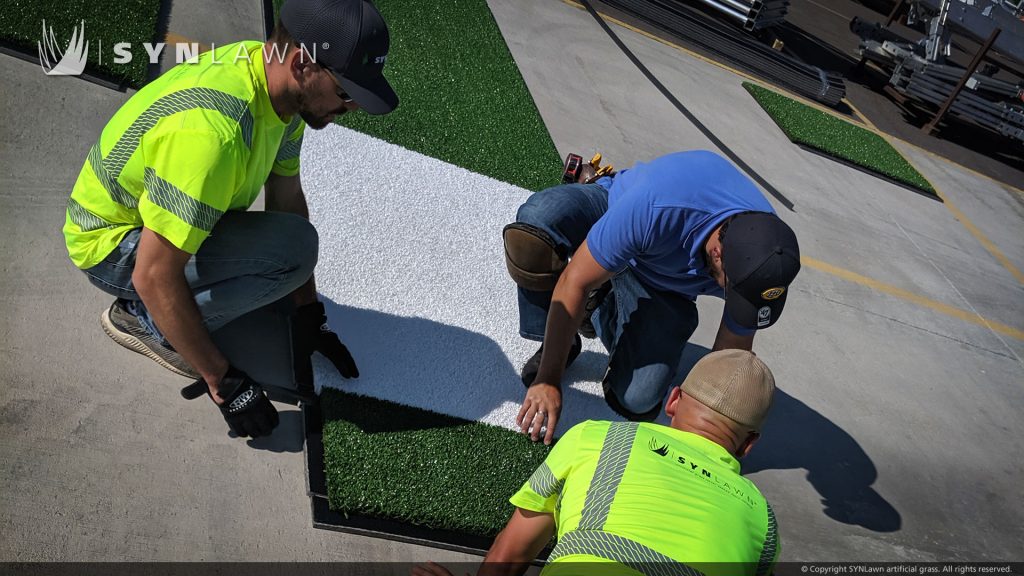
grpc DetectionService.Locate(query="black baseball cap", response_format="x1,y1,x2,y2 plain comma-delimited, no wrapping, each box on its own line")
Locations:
280,0,398,115
722,212,801,330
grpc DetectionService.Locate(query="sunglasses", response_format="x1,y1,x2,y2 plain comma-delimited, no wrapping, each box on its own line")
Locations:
321,64,354,103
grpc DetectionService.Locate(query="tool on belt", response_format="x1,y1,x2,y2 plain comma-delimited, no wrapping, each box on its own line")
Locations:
561,153,614,184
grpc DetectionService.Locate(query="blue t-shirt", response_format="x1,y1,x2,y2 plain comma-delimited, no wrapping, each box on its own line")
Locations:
588,150,774,334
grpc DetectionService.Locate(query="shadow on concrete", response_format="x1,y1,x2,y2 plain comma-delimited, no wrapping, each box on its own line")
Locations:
243,410,304,453
677,345,901,532
744,389,902,532
317,298,618,432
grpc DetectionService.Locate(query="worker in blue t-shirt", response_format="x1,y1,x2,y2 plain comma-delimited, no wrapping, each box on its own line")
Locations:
502,150,801,444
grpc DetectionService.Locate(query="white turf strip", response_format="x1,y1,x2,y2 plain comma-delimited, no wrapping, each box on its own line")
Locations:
302,124,637,433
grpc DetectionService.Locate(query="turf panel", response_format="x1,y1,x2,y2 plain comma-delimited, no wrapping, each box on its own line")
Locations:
334,0,562,191
300,118,647,543
744,82,937,196
0,0,162,87
321,389,550,536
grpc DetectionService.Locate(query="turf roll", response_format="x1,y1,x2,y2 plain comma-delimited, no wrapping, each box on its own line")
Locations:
321,388,551,536
744,82,936,195
1,0,162,87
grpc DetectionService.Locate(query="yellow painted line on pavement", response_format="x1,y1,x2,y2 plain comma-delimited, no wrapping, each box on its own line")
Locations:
803,256,1024,341
164,33,209,54
844,99,1024,286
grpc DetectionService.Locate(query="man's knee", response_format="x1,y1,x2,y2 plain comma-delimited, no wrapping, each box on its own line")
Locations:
514,185,576,227
288,215,319,280
602,366,671,422
604,387,662,422
263,212,318,285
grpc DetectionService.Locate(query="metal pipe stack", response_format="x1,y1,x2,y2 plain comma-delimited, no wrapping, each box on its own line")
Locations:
602,0,846,106
689,0,791,30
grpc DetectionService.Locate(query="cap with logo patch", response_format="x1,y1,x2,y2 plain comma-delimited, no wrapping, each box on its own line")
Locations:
722,212,800,330
280,0,398,115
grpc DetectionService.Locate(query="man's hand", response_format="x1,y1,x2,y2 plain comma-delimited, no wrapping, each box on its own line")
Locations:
293,302,359,389
517,383,561,445
519,241,613,444
181,366,280,438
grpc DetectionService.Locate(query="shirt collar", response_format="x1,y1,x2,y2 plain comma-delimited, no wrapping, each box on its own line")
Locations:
658,425,742,474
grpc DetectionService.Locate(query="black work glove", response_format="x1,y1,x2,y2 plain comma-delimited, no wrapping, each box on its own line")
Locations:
181,366,280,438
292,302,359,390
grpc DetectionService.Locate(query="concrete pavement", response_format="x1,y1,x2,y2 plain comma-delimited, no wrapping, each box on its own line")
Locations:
487,0,1023,560
1,0,1022,564
0,11,476,566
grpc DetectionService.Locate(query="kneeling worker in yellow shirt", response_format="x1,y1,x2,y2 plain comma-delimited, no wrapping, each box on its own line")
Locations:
418,349,780,576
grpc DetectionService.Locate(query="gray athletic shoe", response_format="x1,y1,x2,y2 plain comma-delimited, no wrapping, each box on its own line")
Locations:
100,300,200,378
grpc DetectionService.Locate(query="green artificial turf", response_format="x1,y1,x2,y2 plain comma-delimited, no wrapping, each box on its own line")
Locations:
743,82,936,195
322,389,551,536
333,0,563,191
0,0,162,87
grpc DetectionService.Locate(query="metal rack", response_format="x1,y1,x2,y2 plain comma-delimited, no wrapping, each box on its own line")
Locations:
852,1,1024,142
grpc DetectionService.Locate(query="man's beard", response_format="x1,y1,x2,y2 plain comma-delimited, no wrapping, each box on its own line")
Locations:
301,108,348,129
295,92,347,130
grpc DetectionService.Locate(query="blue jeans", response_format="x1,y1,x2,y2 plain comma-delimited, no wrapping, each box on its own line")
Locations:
515,183,699,419
83,211,318,339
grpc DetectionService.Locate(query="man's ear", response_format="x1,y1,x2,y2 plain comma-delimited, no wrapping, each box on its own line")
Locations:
736,431,760,458
665,387,682,419
288,49,315,84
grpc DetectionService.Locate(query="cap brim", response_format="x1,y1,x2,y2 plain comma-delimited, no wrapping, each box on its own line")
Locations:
337,73,398,115
726,287,788,330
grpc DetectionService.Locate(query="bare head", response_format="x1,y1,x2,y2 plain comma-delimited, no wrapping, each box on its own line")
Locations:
664,350,775,458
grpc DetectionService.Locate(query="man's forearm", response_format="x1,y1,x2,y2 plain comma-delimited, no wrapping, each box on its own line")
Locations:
711,320,755,352
135,271,229,388
535,279,589,385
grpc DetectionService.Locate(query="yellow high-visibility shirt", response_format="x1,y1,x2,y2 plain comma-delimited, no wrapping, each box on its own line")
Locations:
64,40,305,268
511,421,779,576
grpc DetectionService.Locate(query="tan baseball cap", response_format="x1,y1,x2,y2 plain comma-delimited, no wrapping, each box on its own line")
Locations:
681,350,776,430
